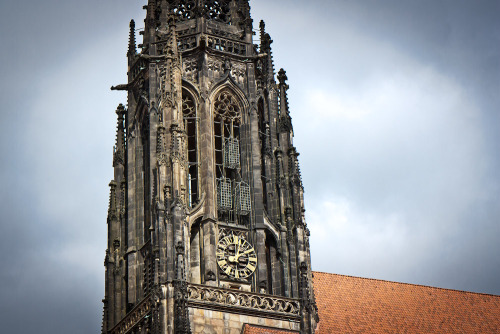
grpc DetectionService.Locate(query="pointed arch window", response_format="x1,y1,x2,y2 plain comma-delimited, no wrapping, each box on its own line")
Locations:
257,98,268,213
182,90,199,207
214,89,250,223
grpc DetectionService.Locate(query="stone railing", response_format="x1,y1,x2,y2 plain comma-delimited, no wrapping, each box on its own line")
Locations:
206,36,246,56
109,294,152,334
187,283,300,319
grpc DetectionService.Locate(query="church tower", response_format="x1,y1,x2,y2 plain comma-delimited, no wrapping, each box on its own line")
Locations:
102,1,318,333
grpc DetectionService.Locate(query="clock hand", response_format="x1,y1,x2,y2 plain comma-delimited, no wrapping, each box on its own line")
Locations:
229,238,241,263
234,239,241,260
234,247,253,261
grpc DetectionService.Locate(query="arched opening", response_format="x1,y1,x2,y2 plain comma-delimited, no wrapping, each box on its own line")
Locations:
265,230,283,295
189,219,202,284
182,89,199,207
214,89,250,225
257,97,268,213
140,109,151,242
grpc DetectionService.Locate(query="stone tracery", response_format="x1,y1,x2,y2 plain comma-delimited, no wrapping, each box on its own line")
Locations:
168,0,231,23
214,89,241,123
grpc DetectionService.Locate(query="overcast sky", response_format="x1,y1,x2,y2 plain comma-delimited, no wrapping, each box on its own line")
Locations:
0,1,499,333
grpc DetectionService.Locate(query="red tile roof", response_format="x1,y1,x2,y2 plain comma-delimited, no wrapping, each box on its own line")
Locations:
241,324,299,334
312,271,500,333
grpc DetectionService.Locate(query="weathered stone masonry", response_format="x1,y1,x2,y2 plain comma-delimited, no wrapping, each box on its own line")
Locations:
102,1,318,333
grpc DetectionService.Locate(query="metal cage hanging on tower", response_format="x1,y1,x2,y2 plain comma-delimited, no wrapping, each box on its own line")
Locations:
217,177,232,210
223,137,240,169
235,181,251,215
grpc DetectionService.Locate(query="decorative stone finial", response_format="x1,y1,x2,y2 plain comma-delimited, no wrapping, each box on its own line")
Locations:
128,20,136,57
108,181,118,217
259,20,266,43
277,68,288,86
113,104,126,167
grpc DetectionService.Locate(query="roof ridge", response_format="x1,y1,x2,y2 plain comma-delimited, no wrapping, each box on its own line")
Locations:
312,270,500,298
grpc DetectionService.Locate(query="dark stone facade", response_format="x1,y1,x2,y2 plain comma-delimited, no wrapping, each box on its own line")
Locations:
102,1,318,333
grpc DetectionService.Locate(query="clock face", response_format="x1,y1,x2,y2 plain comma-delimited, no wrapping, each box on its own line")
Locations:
216,235,257,279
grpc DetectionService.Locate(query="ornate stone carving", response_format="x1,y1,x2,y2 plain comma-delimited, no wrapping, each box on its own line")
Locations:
218,226,248,240
207,21,241,40
187,283,301,318
178,36,197,51
205,270,216,281
207,57,223,80
207,36,246,56
168,0,231,24
279,113,293,133
182,93,196,117
183,57,198,83
214,90,241,122
109,295,152,334
127,123,137,143
231,62,246,85
174,280,191,334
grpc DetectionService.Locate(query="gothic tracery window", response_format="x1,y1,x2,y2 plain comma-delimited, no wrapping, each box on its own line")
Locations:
214,89,250,223
258,98,268,213
170,0,231,23
171,0,196,20
204,0,231,23
182,90,199,207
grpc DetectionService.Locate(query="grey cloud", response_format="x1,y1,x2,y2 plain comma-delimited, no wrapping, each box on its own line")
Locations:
249,0,500,295
1,1,499,334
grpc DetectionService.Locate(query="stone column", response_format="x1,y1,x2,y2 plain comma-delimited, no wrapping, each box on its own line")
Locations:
202,218,217,285
255,229,268,293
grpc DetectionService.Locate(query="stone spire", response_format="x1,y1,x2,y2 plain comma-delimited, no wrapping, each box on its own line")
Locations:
127,20,136,58
113,104,126,167
259,20,276,84
278,68,292,133
108,180,118,219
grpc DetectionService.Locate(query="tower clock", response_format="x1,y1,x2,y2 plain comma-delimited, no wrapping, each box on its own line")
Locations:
217,233,257,279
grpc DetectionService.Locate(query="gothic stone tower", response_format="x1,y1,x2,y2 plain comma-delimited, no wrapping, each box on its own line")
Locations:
102,1,318,333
